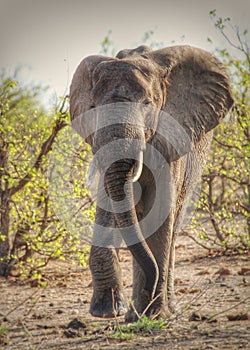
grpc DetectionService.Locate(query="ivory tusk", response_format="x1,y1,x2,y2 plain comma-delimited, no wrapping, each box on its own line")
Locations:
132,150,143,182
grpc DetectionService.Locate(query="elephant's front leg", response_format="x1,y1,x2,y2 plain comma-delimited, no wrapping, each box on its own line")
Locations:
89,207,127,318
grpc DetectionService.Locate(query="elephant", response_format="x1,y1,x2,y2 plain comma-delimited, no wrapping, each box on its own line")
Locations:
70,45,233,321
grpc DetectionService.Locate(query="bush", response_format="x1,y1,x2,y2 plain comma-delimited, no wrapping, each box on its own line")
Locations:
0,74,94,277
187,13,250,252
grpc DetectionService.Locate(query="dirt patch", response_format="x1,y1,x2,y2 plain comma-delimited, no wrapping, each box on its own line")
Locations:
1,234,249,350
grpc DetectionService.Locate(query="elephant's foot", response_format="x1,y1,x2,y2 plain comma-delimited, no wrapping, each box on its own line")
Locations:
90,288,127,318
125,290,174,322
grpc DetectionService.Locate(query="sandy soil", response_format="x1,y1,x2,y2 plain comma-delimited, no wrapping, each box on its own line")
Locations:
1,233,249,350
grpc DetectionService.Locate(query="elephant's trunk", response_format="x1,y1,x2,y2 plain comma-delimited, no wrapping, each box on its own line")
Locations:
104,159,159,299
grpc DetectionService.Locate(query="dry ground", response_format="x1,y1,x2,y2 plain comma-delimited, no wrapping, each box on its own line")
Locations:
1,234,249,350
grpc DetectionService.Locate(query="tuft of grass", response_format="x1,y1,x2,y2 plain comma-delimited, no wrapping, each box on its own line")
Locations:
0,324,9,345
112,316,166,340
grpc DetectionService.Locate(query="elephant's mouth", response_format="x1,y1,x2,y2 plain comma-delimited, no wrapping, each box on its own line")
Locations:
87,149,144,190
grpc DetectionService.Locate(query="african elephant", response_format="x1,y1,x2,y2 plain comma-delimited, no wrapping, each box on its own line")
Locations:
70,45,233,321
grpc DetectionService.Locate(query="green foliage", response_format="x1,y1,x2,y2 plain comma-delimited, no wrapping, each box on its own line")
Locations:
188,13,250,252
0,324,9,346
141,29,164,49
0,324,8,337
112,316,166,340
99,30,116,57
0,72,94,277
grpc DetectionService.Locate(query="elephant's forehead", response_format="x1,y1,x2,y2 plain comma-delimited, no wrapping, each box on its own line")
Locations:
96,59,156,80
93,60,135,78
92,80,147,103
92,67,150,100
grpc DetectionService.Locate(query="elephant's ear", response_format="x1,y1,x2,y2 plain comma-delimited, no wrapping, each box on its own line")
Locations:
150,45,234,161
70,55,114,145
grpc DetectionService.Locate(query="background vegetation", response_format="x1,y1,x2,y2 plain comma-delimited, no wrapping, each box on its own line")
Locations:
187,12,249,253
0,77,93,278
0,12,249,279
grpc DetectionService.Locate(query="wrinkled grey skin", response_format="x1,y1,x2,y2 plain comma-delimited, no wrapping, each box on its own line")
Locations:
70,45,233,321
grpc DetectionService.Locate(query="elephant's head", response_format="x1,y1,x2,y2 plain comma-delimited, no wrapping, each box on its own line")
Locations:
70,50,168,176
70,45,233,303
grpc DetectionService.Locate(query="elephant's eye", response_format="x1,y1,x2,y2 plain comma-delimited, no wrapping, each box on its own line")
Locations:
144,100,151,106
90,105,95,109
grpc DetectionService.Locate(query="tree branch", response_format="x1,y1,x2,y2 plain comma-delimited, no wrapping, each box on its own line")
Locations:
9,116,67,197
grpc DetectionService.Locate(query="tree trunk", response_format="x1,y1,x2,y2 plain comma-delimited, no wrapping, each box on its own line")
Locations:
0,143,10,276
0,191,10,276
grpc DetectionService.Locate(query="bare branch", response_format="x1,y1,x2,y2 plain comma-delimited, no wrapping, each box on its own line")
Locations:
181,230,212,251
2,289,40,320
